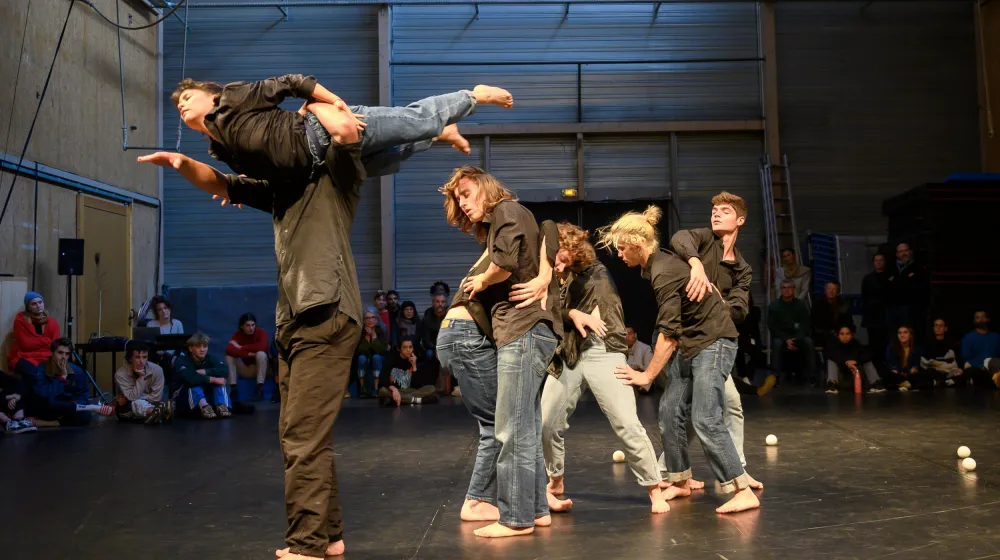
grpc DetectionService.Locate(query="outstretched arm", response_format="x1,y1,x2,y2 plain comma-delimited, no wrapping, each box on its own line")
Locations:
137,152,228,197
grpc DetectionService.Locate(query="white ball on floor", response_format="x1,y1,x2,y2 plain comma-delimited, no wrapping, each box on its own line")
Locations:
962,457,977,471
612,450,625,462
765,434,778,446
957,446,971,459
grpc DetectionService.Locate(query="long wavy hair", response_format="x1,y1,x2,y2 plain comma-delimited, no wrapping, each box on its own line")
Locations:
440,166,517,243
596,205,662,253
557,222,597,269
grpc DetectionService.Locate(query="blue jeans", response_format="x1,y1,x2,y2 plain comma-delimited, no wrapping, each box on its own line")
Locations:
356,354,382,396
187,385,231,410
436,319,499,503
660,339,749,492
495,322,558,528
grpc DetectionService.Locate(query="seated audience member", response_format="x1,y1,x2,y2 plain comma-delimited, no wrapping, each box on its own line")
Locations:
174,333,231,419
861,253,890,364
373,290,391,339
922,317,963,387
419,290,450,394
112,343,172,424
625,325,654,392
225,313,269,402
768,280,818,383
824,325,886,394
386,290,402,341
146,295,184,334
884,325,927,391
393,301,420,348
377,338,439,407
733,299,777,396
0,369,35,434
8,291,60,378
961,310,1000,389
811,280,855,347
356,307,388,398
775,248,811,300
27,338,113,426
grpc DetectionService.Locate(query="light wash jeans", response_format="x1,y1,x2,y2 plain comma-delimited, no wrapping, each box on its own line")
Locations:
541,337,660,486
356,354,382,397
495,322,558,528
660,339,750,492
437,319,499,503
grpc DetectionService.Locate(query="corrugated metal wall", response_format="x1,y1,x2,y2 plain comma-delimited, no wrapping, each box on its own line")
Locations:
162,6,381,296
391,2,762,309
776,1,980,237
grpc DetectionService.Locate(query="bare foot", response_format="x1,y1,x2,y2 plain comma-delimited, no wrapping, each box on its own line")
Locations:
688,478,705,490
746,473,764,490
547,491,573,512
436,124,470,155
547,476,565,496
325,542,345,557
648,486,670,514
662,480,693,501
716,487,761,514
274,549,323,559
534,515,552,527
472,85,514,108
461,499,500,522
473,522,534,538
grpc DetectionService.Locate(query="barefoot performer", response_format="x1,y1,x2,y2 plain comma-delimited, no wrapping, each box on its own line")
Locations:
601,206,760,514
665,191,766,491
534,223,668,514
140,74,513,188
139,80,514,560
442,166,563,538
438,219,563,525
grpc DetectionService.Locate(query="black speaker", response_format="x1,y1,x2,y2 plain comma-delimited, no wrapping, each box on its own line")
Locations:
58,238,84,276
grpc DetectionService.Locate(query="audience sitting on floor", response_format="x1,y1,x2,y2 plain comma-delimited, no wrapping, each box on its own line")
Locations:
355,307,389,398
625,325,655,392
145,295,184,369
768,280,817,384
174,333,232,419
0,368,35,434
884,325,927,391
8,291,60,379
225,313,269,402
824,325,885,394
811,280,854,348
377,338,439,407
386,290,402,342
113,342,173,424
420,285,451,395
373,290,391,340
775,247,811,300
960,310,1000,389
922,316,964,387
27,338,113,426
861,253,890,364
393,300,420,348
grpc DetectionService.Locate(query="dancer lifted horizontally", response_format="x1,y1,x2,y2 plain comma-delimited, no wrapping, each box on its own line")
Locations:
441,166,563,538
140,74,512,191
666,191,768,491
139,81,513,559
538,222,669,514
602,206,760,514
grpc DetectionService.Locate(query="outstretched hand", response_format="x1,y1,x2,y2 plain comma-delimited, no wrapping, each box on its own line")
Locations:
212,194,242,209
137,152,185,170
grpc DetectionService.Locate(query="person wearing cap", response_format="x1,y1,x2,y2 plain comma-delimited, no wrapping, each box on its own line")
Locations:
8,292,61,379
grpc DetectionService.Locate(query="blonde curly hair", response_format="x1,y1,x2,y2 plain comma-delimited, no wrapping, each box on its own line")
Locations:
440,166,517,243
596,205,662,253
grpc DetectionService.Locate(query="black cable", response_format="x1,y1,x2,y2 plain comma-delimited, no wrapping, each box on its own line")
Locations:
82,0,186,31
0,0,33,186
0,0,75,230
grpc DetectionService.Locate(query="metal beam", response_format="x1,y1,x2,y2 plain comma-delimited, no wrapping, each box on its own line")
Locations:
185,0,739,7
393,57,762,66
0,153,160,207
759,0,781,161
575,133,584,199
668,131,680,235
378,5,395,291
459,120,765,137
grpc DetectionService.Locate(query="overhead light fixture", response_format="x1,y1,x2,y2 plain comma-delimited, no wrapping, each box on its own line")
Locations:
562,188,578,198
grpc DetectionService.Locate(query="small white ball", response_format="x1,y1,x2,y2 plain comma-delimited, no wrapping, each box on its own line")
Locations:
962,457,977,471
613,450,625,463
765,434,778,446
957,446,971,459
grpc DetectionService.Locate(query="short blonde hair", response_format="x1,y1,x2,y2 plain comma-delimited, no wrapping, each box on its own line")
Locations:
711,191,748,219
557,222,596,269
440,166,517,242
187,332,210,347
597,205,662,253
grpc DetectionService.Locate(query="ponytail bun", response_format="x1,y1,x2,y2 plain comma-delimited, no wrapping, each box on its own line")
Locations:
643,205,662,227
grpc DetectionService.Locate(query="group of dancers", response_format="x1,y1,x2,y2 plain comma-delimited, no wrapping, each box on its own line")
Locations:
140,74,761,558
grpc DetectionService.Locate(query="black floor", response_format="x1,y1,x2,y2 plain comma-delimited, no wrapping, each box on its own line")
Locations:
7,388,1000,560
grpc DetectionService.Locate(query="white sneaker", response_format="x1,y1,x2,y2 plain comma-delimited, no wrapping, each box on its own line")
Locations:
15,418,36,433
451,387,462,397
3,420,16,433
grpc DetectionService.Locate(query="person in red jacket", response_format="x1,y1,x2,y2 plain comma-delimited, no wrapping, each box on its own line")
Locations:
225,313,270,402
8,292,60,378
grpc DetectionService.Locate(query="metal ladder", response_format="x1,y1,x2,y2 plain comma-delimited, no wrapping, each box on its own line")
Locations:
760,154,802,362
